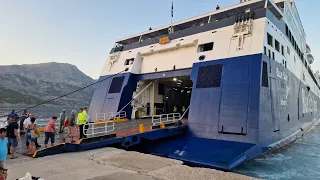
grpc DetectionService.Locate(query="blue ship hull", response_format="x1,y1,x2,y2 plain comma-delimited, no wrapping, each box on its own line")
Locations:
89,53,320,170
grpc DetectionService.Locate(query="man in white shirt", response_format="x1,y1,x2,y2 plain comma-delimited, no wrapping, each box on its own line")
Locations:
1,118,10,128
23,113,33,132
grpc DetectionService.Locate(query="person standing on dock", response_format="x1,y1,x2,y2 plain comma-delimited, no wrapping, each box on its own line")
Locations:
1,118,10,128
44,116,57,148
78,108,88,139
26,117,40,155
8,110,18,120
7,117,19,159
59,109,66,133
24,113,41,149
19,110,28,135
63,110,77,143
0,128,8,169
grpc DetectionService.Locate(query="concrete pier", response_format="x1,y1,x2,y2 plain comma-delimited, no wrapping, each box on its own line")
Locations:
7,147,259,180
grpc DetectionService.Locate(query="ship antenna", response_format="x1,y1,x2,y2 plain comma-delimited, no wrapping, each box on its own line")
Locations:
170,0,174,34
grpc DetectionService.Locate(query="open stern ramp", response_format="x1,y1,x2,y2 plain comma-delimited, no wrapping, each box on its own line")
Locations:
169,137,256,170
32,119,187,158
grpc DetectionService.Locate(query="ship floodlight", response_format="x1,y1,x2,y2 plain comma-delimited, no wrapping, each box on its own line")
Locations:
173,78,177,81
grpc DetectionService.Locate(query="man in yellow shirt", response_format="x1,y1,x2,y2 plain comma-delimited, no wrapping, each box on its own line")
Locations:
78,108,88,139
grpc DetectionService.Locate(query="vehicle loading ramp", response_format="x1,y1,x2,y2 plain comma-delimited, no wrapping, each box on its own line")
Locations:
169,137,256,170
32,124,187,158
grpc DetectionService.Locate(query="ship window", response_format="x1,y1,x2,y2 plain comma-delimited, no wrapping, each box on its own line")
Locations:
281,45,284,56
285,61,287,68
264,46,267,55
272,52,275,60
196,64,223,88
285,24,289,36
124,58,134,65
267,33,273,47
198,42,214,52
287,46,290,55
282,59,285,65
275,39,280,52
268,49,271,59
108,76,125,93
288,30,291,40
262,61,269,87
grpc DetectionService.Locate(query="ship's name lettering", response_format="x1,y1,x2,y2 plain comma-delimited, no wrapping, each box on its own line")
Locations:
276,68,288,81
302,88,318,113
280,100,287,106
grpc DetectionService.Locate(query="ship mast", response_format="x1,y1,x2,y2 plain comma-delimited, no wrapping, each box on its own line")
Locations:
170,0,174,34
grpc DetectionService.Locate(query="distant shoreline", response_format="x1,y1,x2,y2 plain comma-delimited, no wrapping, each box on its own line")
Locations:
0,104,89,108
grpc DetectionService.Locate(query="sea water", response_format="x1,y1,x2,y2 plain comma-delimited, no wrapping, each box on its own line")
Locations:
0,107,76,126
235,123,320,180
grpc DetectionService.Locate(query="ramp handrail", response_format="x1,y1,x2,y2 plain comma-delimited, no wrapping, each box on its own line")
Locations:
152,113,181,125
96,111,126,121
83,121,115,137
179,106,190,121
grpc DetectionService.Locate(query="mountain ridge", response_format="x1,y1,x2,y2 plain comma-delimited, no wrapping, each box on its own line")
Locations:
0,62,96,106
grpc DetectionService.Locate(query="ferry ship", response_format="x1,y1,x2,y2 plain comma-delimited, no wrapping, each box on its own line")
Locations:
88,0,319,170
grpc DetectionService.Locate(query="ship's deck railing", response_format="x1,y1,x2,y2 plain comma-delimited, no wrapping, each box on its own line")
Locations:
83,121,115,137
96,111,126,121
152,113,181,125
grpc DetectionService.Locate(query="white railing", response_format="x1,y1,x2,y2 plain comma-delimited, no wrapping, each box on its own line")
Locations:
152,113,181,125
95,111,126,121
83,121,115,137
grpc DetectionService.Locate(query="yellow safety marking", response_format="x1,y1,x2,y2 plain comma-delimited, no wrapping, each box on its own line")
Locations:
139,124,145,133
109,118,128,123
76,139,83,144
160,122,165,129
95,118,129,123
37,127,45,132
32,143,66,158
32,151,38,158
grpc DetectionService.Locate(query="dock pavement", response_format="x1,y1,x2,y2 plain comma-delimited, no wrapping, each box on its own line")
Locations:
7,147,259,180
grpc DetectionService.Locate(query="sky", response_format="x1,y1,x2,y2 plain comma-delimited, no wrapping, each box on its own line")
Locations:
0,0,319,79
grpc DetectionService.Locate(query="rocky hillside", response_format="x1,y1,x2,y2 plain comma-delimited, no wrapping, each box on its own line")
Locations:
0,62,96,106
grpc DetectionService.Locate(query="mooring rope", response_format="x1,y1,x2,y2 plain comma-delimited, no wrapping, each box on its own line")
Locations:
1,68,129,118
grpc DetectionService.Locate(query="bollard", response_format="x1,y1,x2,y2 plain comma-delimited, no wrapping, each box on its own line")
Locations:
139,124,145,133
160,122,165,129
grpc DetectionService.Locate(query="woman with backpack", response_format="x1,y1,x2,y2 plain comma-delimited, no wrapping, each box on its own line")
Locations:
63,110,77,143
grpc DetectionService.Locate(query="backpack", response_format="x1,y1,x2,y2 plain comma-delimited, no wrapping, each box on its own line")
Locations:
64,119,69,127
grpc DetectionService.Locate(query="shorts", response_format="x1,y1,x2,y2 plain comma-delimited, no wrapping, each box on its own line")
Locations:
27,133,37,143
8,138,18,148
